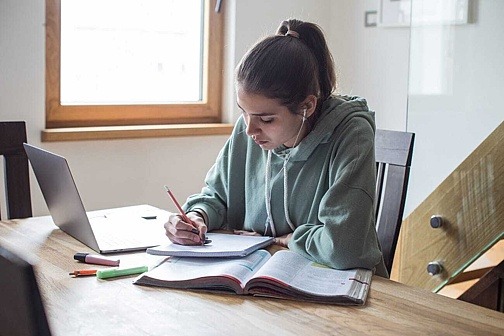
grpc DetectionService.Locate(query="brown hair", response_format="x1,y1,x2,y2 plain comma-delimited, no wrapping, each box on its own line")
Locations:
236,19,336,118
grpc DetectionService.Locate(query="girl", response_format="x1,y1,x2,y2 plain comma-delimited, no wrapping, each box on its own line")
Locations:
164,19,387,277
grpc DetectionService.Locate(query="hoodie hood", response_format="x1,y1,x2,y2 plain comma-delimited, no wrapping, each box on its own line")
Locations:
272,95,375,162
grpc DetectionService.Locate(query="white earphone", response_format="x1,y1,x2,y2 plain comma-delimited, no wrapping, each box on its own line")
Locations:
290,108,307,149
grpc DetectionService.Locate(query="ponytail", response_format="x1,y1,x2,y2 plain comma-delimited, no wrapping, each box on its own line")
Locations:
276,19,336,101
236,19,336,118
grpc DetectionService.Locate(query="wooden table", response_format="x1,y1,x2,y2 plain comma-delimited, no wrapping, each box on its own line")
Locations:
1,214,503,336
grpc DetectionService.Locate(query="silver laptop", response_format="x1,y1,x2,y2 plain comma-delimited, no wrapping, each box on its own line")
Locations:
23,143,168,254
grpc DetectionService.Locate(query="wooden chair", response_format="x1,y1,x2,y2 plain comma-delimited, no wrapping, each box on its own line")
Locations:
375,129,415,275
0,244,52,335
458,259,504,312
0,121,32,219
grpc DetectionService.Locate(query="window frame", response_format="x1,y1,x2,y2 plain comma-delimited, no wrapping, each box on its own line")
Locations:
45,0,224,128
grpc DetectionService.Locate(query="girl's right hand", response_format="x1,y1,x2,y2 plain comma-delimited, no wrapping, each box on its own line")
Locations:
164,212,207,245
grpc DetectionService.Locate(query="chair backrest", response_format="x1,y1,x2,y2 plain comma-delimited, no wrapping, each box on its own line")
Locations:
375,129,415,275
0,121,32,219
458,259,504,312
0,244,52,336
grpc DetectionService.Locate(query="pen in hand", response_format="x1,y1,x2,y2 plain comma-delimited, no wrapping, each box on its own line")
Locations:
164,185,211,245
164,185,192,223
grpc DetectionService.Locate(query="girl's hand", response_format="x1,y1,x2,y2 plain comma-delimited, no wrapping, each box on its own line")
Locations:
233,230,261,236
234,230,292,247
164,212,207,245
273,233,292,247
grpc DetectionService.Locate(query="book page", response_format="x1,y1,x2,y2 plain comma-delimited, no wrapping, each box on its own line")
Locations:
135,249,271,292
249,250,369,297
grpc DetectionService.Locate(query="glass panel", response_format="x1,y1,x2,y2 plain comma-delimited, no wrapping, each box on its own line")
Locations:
60,0,203,105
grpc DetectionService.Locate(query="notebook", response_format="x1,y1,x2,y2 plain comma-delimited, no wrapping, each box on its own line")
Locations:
146,233,274,257
0,244,52,336
23,143,168,254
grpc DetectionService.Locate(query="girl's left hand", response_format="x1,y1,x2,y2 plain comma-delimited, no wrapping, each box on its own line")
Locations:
273,233,292,247
233,230,261,236
233,230,292,247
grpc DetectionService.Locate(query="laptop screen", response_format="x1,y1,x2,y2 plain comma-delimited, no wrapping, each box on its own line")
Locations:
23,143,100,252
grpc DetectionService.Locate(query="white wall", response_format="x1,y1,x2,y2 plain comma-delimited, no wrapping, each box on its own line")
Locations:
329,0,410,131
405,0,504,216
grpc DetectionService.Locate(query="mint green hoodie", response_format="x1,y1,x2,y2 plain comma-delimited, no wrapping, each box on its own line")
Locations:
184,95,387,277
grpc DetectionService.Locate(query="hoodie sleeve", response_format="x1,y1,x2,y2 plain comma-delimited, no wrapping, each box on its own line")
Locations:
288,117,384,273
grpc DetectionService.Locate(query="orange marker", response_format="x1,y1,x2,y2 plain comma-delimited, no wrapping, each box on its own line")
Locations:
69,269,97,277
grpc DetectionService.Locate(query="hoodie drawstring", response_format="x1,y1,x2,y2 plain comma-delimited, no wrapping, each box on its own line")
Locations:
264,151,297,237
264,115,306,237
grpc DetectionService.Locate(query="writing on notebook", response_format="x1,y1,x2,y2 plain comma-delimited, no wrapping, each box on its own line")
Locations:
146,233,274,258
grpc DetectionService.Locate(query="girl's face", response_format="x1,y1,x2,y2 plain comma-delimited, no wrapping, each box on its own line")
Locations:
237,87,309,150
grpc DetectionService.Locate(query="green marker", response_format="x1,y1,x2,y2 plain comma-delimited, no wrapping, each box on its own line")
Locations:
96,265,148,279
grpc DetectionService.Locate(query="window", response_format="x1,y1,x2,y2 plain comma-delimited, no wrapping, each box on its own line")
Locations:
45,0,224,131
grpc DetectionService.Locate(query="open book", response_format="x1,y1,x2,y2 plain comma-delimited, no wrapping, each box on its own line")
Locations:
134,249,372,305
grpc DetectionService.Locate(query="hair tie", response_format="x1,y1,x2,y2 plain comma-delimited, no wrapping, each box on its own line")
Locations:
285,30,300,38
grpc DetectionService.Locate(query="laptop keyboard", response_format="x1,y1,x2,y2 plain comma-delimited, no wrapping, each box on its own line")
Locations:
90,216,167,250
